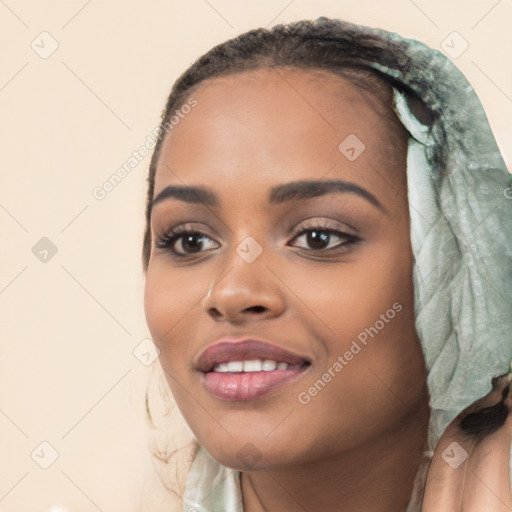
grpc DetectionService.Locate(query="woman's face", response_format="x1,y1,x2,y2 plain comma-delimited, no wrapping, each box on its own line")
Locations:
144,67,429,470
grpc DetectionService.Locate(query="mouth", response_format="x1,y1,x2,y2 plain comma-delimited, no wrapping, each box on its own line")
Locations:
195,339,312,401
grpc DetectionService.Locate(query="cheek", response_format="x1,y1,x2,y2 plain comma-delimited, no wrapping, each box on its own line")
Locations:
144,266,201,416
293,242,414,344
143,263,204,366
144,267,175,346
291,240,422,411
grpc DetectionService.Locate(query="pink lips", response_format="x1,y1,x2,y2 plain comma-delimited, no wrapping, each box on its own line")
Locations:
195,338,311,401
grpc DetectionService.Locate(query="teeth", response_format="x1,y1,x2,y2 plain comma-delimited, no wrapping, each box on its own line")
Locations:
262,360,277,371
227,361,244,372
212,359,291,373
243,360,262,372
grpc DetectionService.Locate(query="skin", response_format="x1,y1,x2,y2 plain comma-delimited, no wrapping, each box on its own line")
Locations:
144,66,430,511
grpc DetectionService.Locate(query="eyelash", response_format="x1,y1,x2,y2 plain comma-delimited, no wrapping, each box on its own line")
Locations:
154,222,360,259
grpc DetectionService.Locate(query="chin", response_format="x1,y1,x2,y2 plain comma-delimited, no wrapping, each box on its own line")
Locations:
199,433,294,472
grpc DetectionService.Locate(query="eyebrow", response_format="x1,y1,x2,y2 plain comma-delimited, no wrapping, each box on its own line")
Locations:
151,179,385,212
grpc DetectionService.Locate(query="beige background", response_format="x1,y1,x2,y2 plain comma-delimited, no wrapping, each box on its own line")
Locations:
1,1,510,510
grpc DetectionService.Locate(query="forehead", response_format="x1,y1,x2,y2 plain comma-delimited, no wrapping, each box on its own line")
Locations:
154,67,407,198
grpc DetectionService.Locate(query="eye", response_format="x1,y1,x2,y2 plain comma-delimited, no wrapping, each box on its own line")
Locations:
288,222,360,253
154,221,360,259
155,225,220,257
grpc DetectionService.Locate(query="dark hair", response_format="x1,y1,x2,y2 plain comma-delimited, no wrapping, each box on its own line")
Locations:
459,370,511,440
141,17,509,473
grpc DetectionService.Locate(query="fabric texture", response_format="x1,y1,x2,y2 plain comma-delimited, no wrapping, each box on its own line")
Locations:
182,16,512,511
184,445,243,512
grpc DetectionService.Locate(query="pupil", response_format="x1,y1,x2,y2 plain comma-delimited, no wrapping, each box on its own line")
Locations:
183,234,203,253
308,230,329,249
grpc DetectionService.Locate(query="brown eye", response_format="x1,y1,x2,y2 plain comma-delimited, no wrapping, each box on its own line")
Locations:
155,228,220,257
289,226,360,253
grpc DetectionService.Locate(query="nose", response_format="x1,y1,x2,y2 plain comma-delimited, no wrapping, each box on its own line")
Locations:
202,251,286,324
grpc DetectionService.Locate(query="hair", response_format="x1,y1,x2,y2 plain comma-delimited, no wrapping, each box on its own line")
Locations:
459,370,512,440
140,15,510,501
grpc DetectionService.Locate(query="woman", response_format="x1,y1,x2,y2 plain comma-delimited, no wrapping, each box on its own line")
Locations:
141,17,512,511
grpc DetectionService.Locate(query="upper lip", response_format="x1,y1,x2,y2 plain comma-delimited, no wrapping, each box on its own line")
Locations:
195,338,312,372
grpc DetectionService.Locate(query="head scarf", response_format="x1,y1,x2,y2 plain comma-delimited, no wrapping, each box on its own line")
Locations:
179,16,512,511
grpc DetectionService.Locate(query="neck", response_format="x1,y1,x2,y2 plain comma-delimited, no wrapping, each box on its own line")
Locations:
241,395,430,512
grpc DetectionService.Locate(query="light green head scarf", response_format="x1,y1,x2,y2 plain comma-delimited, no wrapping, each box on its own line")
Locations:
381,31,512,449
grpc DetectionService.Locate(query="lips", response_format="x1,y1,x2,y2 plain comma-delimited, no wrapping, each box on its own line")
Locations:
195,338,311,373
195,338,312,401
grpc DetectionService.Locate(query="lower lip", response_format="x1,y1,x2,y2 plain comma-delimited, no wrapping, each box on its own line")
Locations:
202,367,308,401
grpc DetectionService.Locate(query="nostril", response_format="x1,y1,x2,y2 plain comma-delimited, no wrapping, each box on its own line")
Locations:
245,305,266,313
208,307,223,319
